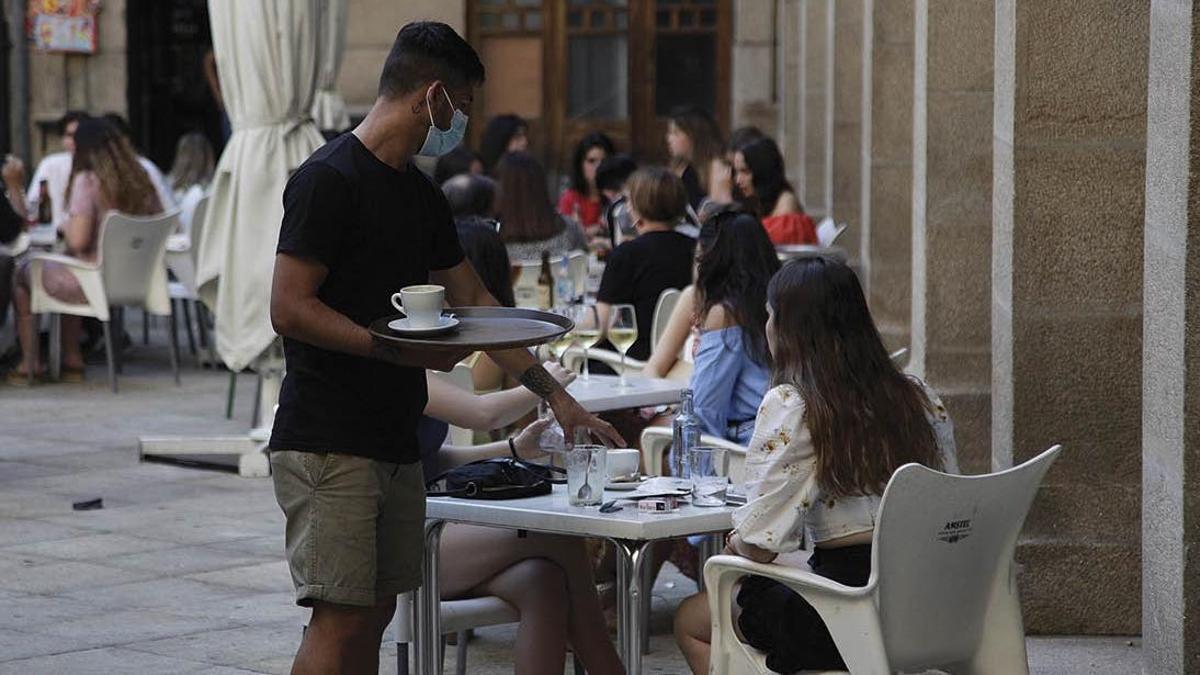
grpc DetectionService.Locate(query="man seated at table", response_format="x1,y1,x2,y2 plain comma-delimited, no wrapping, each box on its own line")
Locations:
268,21,623,674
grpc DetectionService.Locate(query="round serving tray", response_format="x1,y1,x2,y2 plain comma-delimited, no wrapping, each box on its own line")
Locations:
369,306,574,352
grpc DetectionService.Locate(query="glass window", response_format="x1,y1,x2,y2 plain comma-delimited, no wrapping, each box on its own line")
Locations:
525,11,543,30
655,34,715,115
568,35,628,119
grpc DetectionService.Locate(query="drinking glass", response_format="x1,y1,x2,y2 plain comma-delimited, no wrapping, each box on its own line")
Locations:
568,303,601,381
689,446,729,507
608,304,638,388
546,308,575,365
566,445,607,506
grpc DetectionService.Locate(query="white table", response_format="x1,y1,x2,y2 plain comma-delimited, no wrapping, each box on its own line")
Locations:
415,485,735,674
566,373,683,413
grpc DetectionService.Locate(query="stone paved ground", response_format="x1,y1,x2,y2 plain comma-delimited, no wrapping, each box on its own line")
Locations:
0,324,1144,673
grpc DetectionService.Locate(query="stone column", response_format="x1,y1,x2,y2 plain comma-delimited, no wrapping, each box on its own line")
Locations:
732,0,779,131
776,0,804,180
910,0,993,472
861,0,914,349
992,0,1148,634
1142,0,1200,670
801,0,833,218
831,0,864,264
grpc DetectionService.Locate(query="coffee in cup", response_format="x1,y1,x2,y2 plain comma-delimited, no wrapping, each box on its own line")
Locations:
391,284,445,328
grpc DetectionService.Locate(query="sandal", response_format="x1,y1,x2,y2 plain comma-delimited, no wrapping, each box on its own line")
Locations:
5,369,40,386
59,367,86,383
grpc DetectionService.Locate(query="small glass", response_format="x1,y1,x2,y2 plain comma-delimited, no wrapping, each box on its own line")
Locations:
689,446,729,507
607,304,638,388
566,445,607,506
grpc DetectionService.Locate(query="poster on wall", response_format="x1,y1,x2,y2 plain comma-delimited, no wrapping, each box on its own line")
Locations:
27,0,101,54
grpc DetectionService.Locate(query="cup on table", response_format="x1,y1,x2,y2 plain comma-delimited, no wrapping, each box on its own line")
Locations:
605,448,641,481
391,284,444,328
689,446,729,507
566,445,606,506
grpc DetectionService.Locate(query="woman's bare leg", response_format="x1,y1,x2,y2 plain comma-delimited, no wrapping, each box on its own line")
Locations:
674,592,711,675
475,558,569,675
11,280,39,376
439,524,624,675
60,316,84,370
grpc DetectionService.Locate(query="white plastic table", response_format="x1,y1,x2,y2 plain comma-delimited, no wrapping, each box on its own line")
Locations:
565,373,683,413
415,485,735,674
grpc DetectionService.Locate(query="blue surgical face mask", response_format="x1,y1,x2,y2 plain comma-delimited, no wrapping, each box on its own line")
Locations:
417,87,468,157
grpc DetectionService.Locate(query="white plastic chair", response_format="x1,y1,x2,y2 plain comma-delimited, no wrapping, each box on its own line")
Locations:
889,347,909,370
704,444,1062,675
512,251,586,308
817,217,848,248
650,287,682,349
28,210,181,392
639,425,748,483
394,591,521,675
166,194,214,366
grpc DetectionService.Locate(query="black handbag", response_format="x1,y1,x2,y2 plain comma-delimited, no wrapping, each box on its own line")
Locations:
425,457,565,500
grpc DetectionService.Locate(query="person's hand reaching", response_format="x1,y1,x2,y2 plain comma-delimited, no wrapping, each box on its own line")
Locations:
2,155,26,187
511,418,552,460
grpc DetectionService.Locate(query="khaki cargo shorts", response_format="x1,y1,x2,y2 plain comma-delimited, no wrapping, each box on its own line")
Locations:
270,450,426,607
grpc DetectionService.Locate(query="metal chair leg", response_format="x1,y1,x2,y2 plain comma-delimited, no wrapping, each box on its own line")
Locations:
182,299,197,357
225,370,237,419
396,641,409,675
114,307,124,374
102,320,117,393
166,306,181,386
48,313,62,381
142,310,149,345
454,631,469,675
28,313,39,386
251,371,264,427
573,654,585,675
641,544,655,655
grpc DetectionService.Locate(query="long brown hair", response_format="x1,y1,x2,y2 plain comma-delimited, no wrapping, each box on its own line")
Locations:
767,257,942,497
669,106,724,193
493,152,563,243
66,117,162,216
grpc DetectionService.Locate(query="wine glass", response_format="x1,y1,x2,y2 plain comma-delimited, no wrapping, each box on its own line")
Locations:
608,304,638,388
546,308,575,365
568,303,601,381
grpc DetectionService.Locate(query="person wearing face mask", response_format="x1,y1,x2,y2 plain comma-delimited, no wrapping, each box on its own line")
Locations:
269,22,624,674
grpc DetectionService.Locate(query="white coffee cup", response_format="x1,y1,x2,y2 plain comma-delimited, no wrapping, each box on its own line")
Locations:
391,284,445,328
605,448,641,480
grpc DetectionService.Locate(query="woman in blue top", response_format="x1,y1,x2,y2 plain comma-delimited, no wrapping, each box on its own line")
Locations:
689,208,780,444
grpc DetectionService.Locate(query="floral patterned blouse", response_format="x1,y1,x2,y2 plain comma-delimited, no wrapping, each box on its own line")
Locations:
731,378,959,553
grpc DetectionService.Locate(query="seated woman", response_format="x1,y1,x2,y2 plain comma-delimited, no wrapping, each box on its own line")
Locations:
494,152,587,263
9,117,162,385
688,209,780,445
596,167,695,363
420,366,625,675
479,114,529,175
673,257,959,674
733,137,817,246
454,212,517,394
557,132,615,231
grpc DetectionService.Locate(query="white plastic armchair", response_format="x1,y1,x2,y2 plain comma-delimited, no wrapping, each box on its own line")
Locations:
28,210,181,391
639,425,747,483
816,217,848,248
704,444,1062,675
561,344,645,374
394,591,519,675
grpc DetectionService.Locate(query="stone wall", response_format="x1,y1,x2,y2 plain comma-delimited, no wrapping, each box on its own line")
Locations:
26,0,127,164
992,0,1148,635
800,0,832,218
831,0,864,266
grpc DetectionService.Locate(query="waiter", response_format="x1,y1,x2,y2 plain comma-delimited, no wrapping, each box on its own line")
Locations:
268,21,623,673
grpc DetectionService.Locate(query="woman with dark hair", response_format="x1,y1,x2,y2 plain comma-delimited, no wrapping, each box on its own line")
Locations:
434,145,484,186
456,217,514,309
479,113,529,173
557,132,615,229
734,136,816,246
9,117,162,384
674,257,958,674
666,106,725,209
494,152,587,262
687,208,780,444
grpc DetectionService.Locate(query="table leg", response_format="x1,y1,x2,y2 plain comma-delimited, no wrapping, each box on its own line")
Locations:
696,533,724,592
612,539,651,674
414,520,445,675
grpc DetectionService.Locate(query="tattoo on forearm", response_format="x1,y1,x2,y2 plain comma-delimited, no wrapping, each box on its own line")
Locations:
519,364,563,399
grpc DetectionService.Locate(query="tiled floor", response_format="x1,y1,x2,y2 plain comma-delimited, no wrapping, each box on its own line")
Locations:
0,332,1144,673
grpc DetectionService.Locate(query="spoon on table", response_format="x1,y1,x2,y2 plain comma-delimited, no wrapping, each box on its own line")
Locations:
576,454,595,503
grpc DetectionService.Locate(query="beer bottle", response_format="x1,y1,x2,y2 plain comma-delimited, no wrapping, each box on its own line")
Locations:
537,250,554,310
36,180,52,225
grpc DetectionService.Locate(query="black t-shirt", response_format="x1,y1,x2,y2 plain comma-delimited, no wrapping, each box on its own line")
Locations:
269,134,464,462
680,164,705,210
597,230,696,361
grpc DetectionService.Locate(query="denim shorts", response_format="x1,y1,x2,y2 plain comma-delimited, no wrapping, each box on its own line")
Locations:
270,450,426,607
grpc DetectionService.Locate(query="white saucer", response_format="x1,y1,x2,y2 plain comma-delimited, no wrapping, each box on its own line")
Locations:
387,315,460,336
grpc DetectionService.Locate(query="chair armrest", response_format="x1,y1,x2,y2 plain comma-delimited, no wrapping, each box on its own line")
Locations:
562,346,646,374
704,554,872,601
29,252,99,271
639,427,747,479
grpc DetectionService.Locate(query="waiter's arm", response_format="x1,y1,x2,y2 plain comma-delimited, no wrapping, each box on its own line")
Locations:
432,260,625,446
272,253,468,371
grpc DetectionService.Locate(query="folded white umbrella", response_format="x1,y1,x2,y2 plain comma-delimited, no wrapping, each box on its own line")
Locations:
311,0,351,132
198,0,327,372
